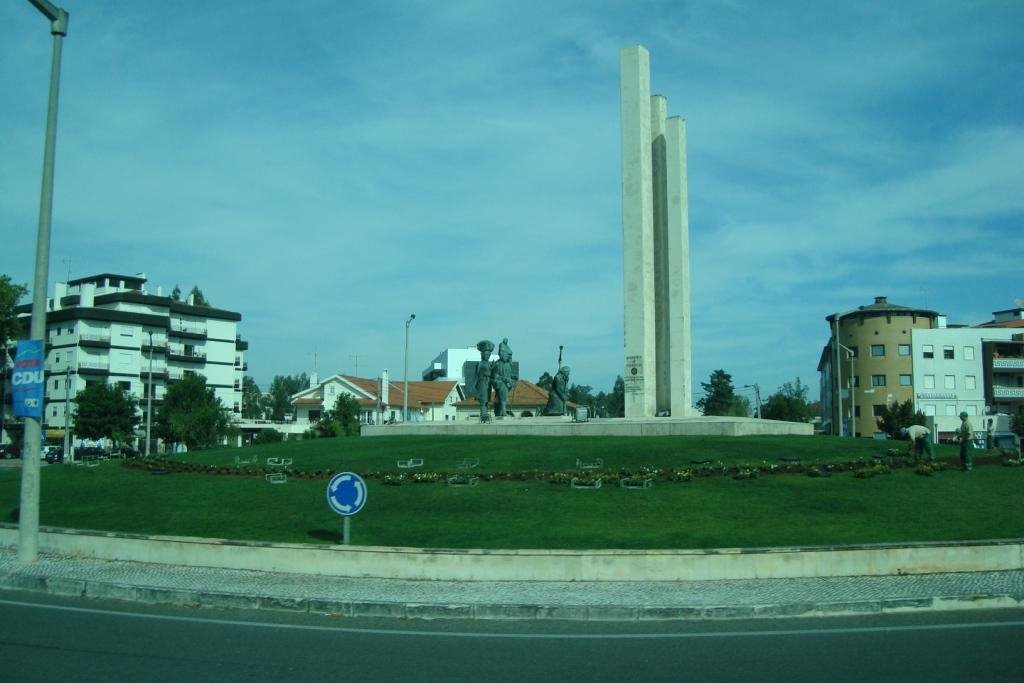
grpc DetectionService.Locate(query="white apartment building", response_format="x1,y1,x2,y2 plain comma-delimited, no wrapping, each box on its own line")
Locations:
16,273,247,446
911,325,1020,437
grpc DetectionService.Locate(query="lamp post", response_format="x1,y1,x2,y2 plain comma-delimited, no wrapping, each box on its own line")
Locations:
403,314,415,422
743,384,762,419
145,330,154,456
62,366,73,462
838,343,856,437
19,0,69,564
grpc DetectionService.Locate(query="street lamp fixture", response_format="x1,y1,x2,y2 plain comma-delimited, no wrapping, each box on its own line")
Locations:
403,314,415,422
19,0,70,564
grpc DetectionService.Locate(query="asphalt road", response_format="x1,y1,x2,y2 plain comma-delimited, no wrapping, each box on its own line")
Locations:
1,590,1022,682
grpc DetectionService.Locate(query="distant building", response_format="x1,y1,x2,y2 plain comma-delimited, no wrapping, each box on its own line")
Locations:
421,346,490,383
9,273,247,447
819,296,938,437
290,369,463,426
820,297,1024,438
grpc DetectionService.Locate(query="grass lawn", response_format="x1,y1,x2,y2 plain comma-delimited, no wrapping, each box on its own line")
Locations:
1,435,1020,550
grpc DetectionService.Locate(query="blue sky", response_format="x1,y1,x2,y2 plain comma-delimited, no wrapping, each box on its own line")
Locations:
2,1,1021,404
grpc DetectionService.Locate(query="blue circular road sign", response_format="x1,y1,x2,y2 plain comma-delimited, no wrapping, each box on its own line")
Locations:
326,472,367,516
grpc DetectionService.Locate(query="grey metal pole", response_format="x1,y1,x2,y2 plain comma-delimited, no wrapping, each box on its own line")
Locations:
834,317,843,436
402,314,415,422
146,331,153,456
19,0,68,564
342,516,350,545
62,369,70,458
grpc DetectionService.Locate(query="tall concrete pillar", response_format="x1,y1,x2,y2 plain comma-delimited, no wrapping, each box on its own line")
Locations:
620,46,656,418
665,116,692,416
620,45,693,418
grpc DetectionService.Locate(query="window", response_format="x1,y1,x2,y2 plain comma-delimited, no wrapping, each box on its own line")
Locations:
945,404,957,416
965,375,976,390
871,344,885,357
872,404,886,417
944,375,956,389
851,376,860,387
118,381,131,391
848,346,859,358
923,345,934,359
872,374,886,387
943,346,954,360
924,375,935,389
899,374,912,386
854,406,861,417
924,404,936,416
898,344,911,356
964,346,975,361
966,405,978,416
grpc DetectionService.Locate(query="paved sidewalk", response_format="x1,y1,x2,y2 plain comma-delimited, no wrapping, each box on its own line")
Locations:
1,548,1022,621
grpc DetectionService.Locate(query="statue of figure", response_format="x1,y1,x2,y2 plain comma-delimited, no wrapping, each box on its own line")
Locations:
475,340,495,422
543,366,570,416
491,338,516,419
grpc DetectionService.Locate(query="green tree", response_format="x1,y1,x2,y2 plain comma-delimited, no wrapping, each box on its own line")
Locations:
568,383,596,416
155,374,232,450
536,372,553,391
761,378,812,422
594,376,625,417
328,393,362,437
267,373,310,421
728,394,753,417
696,369,736,416
876,399,927,437
72,382,140,445
0,275,27,351
241,376,267,419
188,286,209,306
170,285,182,301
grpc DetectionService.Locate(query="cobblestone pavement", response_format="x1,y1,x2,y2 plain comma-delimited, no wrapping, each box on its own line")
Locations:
1,548,1021,621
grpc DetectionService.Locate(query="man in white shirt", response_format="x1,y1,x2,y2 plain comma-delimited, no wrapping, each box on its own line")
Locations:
900,424,934,462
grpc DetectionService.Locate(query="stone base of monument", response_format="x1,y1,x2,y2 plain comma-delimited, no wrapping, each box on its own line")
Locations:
362,416,813,438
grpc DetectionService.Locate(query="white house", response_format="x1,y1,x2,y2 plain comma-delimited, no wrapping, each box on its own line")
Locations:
290,370,463,427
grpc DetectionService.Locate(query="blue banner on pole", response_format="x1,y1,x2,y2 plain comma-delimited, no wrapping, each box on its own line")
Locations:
12,340,45,418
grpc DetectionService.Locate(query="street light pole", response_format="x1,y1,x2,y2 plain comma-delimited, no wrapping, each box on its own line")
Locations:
838,343,856,438
19,0,69,564
146,330,154,456
403,314,415,422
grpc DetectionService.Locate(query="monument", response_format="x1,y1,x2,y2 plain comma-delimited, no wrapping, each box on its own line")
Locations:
620,45,693,418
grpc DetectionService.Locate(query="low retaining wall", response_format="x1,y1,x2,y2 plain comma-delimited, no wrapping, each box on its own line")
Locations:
1,526,1020,581
363,416,813,437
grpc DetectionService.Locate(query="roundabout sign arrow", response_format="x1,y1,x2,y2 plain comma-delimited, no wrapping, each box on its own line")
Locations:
327,472,367,516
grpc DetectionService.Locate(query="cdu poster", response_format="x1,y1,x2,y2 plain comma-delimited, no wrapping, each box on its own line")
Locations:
12,340,44,418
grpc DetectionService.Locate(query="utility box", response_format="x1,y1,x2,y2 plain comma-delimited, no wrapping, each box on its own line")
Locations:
574,406,589,422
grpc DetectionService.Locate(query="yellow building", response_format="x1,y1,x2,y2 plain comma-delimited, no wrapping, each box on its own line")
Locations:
819,297,938,437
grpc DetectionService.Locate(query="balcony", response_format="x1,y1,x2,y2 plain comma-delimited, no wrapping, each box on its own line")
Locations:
992,358,1024,370
992,386,1024,399
77,360,109,376
167,350,206,364
79,332,111,349
168,323,207,340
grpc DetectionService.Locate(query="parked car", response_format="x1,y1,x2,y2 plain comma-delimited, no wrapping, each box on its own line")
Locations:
0,443,22,459
43,446,64,464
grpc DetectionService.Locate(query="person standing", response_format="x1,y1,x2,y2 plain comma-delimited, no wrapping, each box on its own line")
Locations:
900,424,934,462
986,418,996,450
957,411,974,471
